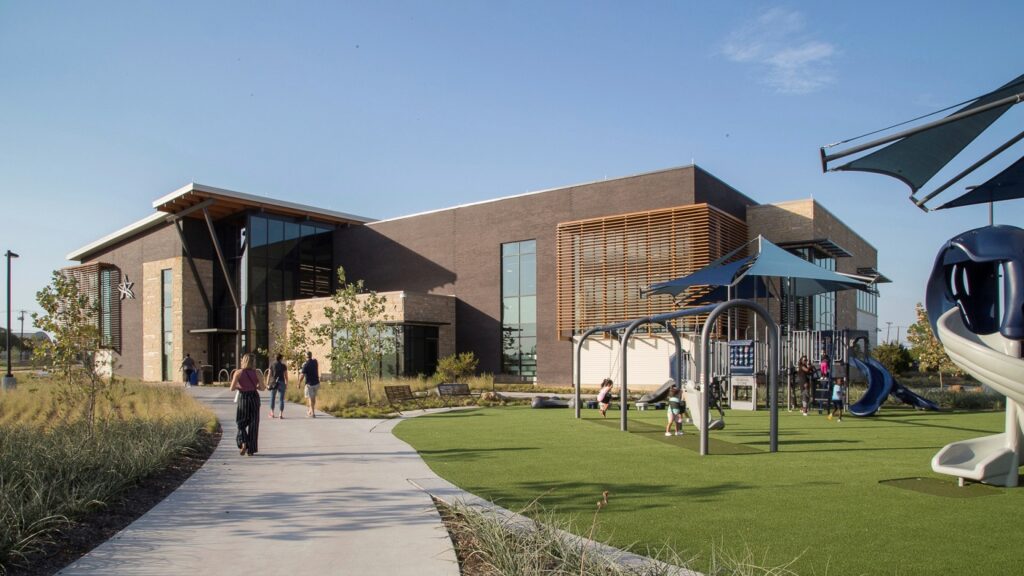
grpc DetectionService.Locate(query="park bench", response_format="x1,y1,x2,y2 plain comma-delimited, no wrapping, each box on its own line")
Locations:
384,385,426,414
436,382,480,407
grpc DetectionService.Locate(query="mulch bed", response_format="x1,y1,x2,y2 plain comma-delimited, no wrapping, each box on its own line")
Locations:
7,428,221,576
434,498,491,576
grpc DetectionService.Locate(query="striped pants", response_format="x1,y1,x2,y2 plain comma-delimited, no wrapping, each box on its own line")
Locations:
236,390,261,455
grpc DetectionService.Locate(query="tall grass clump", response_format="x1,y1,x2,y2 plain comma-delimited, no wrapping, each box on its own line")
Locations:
0,379,215,573
439,498,801,576
285,372,500,417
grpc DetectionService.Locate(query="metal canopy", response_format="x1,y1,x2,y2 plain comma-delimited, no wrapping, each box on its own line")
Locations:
643,236,869,300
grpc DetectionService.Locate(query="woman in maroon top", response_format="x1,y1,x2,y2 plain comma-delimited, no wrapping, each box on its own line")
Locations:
230,353,265,456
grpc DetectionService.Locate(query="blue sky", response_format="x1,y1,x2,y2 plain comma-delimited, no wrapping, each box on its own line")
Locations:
2,1,1022,342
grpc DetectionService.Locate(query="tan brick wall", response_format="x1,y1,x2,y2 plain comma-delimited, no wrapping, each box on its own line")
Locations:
746,199,878,333
140,257,214,382
181,260,213,369
268,291,456,376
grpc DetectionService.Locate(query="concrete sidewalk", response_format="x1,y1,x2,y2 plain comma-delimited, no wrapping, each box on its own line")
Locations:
60,386,459,575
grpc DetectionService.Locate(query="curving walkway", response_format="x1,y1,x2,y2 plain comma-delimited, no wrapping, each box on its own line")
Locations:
59,386,459,575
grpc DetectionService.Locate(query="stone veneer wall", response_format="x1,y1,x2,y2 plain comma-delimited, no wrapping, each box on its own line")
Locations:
268,291,456,376
141,257,212,382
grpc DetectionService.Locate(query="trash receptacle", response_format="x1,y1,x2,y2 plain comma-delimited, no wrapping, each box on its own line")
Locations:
201,365,214,385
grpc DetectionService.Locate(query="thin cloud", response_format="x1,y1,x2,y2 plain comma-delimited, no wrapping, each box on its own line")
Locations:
722,8,836,94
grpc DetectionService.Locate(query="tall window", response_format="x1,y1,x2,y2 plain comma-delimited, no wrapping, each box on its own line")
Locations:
161,269,174,381
785,248,835,331
857,290,877,316
247,214,335,360
502,240,537,377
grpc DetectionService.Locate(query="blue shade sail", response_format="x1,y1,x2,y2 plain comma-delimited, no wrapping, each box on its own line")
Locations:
643,236,869,299
835,74,1024,193
937,154,1024,210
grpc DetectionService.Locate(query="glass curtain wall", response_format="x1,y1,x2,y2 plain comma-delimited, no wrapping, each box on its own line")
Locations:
501,240,537,378
783,248,836,331
247,214,334,365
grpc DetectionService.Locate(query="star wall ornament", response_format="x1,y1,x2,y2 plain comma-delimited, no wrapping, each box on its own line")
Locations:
117,275,135,300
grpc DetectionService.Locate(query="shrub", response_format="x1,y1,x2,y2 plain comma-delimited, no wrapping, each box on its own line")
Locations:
436,352,479,383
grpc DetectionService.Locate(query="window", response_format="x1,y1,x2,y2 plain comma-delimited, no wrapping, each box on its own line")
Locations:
857,290,878,316
502,240,537,378
162,269,173,381
784,248,835,331
247,214,335,359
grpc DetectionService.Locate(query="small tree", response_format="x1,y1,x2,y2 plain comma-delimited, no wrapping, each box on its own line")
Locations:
873,342,913,375
32,271,114,429
315,267,397,405
906,302,962,387
436,351,479,383
263,304,323,376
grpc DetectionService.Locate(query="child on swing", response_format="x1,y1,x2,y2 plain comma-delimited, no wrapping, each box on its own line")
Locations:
597,378,614,417
665,385,685,436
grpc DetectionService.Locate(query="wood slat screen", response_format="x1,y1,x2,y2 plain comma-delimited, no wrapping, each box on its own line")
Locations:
556,203,747,339
61,262,122,352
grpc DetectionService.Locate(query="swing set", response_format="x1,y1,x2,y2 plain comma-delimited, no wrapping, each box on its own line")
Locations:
573,299,781,455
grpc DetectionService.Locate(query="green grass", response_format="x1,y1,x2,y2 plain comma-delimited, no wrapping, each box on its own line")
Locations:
394,406,1023,576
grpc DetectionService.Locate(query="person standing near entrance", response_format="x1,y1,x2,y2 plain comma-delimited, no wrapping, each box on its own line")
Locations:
797,356,812,415
268,354,288,419
180,353,196,386
230,353,265,456
299,351,320,418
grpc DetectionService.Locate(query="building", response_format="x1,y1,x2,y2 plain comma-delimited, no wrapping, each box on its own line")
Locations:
66,165,881,386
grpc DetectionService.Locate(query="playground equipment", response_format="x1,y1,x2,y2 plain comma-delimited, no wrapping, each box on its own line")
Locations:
573,299,779,454
927,225,1024,486
847,356,941,416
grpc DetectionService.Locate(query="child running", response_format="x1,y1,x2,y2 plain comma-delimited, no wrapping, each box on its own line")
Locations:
665,386,685,436
828,377,845,422
597,378,614,417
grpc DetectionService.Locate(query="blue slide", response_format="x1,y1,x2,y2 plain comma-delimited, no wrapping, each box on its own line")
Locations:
849,356,941,415
849,357,893,416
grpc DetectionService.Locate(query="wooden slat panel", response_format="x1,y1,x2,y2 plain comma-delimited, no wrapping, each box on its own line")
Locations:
556,204,748,339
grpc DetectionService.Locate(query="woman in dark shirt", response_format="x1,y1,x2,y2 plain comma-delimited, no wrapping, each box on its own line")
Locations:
230,353,265,456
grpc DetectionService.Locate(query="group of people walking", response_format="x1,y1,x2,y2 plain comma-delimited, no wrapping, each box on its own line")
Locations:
796,353,845,421
225,351,323,457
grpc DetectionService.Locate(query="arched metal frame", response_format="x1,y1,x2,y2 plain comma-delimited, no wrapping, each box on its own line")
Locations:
573,300,780,456
700,300,779,455
575,304,719,422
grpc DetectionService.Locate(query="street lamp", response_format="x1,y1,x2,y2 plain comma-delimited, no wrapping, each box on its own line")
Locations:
3,250,18,391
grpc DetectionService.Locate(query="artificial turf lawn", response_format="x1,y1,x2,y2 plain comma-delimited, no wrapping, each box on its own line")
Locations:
394,406,1022,576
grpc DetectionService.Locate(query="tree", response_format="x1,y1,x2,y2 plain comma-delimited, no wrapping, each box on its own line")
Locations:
906,302,962,386
32,270,116,429
263,304,323,376
872,341,913,375
315,267,397,405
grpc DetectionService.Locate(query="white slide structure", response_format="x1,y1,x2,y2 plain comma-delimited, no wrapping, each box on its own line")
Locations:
932,308,1024,487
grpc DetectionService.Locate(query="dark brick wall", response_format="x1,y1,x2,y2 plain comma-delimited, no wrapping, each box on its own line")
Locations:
82,223,182,379
337,165,759,384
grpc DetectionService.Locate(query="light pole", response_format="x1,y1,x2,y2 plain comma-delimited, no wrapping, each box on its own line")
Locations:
886,321,892,343
3,250,19,391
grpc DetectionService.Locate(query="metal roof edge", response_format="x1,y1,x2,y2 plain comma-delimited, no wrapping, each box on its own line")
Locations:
153,182,377,224
369,164,699,225
66,212,167,262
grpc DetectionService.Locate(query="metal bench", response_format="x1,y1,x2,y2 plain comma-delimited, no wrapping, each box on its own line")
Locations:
436,383,480,407
384,385,425,414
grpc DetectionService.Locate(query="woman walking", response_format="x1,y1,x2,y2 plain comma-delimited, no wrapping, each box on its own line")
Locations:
230,353,265,456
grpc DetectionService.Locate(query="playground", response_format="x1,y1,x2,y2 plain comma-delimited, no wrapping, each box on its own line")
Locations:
396,403,1022,576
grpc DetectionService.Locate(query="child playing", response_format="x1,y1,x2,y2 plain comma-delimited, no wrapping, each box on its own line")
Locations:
597,379,614,417
828,377,845,422
665,386,685,436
